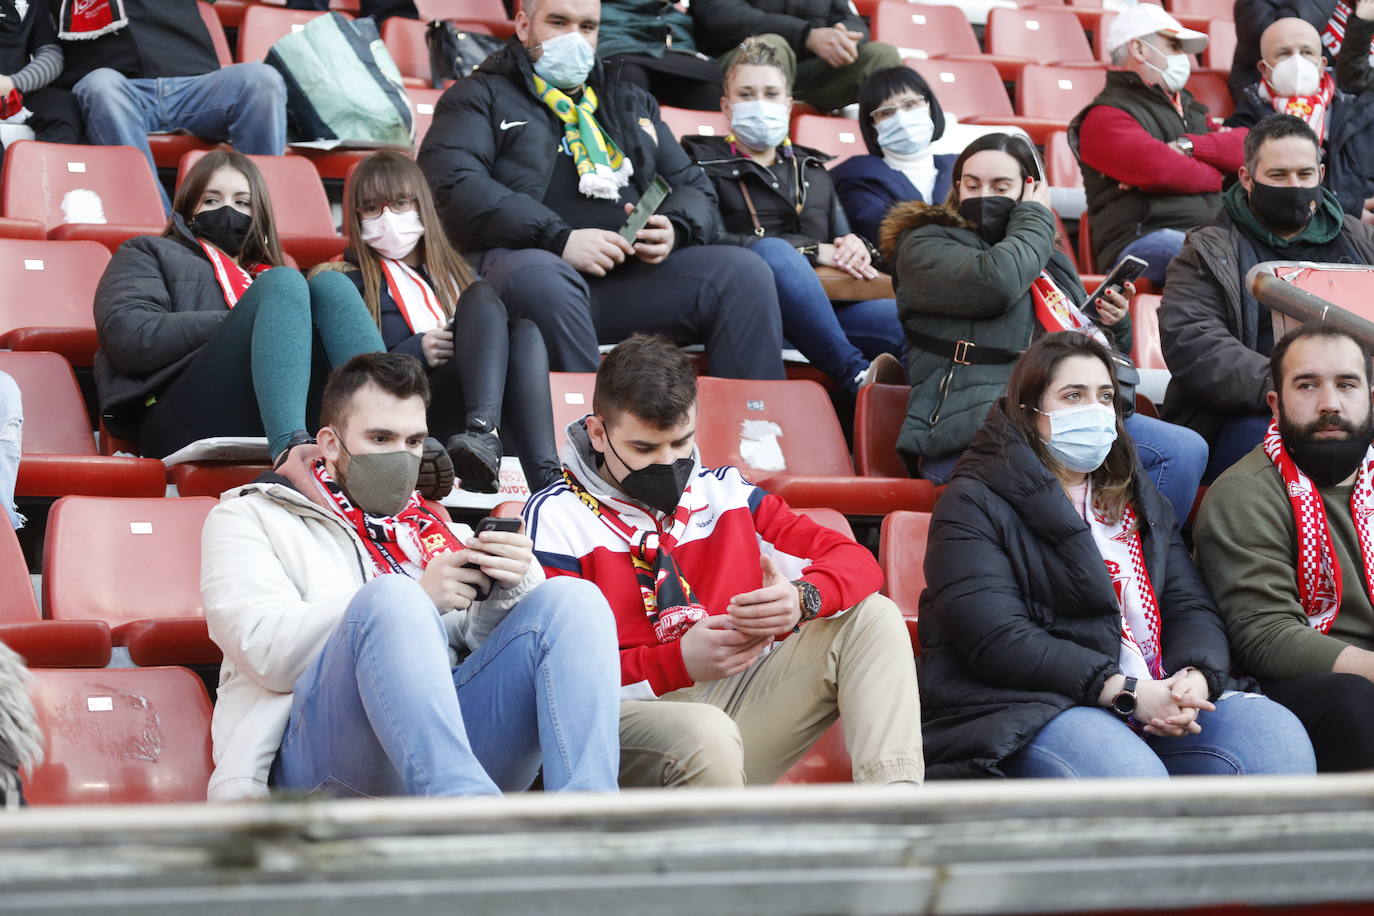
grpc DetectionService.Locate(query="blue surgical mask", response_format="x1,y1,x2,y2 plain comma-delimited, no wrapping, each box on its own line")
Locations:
730,100,790,151
533,30,594,90
1038,403,1118,473
876,107,934,157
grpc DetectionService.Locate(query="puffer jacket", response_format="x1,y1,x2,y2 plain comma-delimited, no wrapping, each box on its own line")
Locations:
917,401,1249,779
200,449,544,801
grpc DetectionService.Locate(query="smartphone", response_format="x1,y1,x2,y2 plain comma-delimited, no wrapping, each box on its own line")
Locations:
463,516,522,601
1085,255,1149,310
619,175,672,244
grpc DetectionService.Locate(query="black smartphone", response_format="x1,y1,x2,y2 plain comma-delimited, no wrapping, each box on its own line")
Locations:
1085,255,1149,311
619,175,671,244
464,516,522,601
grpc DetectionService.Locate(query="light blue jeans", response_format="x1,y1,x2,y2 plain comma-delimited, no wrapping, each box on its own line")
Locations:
270,575,622,797
73,64,288,210
1123,412,1208,527
1118,228,1187,288
1001,693,1316,778
0,372,22,529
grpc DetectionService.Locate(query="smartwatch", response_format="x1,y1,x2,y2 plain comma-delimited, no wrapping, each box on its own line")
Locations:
1111,676,1139,719
1175,135,1195,157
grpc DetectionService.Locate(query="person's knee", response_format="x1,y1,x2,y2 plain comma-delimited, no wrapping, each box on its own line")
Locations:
485,249,587,313
72,67,130,105
232,62,287,106
306,268,360,308
855,40,902,72
653,705,746,787
1318,673,1374,724
349,575,438,628
747,236,801,269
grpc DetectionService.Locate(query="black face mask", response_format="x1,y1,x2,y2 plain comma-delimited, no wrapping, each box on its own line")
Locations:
1248,181,1323,234
1279,410,1374,488
604,434,694,515
189,204,253,257
957,195,1018,245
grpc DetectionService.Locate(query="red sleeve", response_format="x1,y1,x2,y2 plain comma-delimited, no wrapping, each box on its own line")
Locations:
1185,126,1247,174
752,493,883,617
1077,105,1224,194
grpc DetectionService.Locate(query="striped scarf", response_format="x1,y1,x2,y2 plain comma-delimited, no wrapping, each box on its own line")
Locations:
1259,69,1337,145
1322,1,1374,60
58,0,127,39
533,75,633,200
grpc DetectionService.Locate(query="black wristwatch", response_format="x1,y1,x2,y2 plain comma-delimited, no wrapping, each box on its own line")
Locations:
1111,676,1139,719
793,579,822,630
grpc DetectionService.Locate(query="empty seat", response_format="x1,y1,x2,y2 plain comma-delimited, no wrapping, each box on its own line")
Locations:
23,666,214,805
791,114,866,159
879,509,931,654
237,5,349,63
0,238,109,366
854,382,911,478
382,15,436,87
1185,68,1234,120
1013,64,1108,141
658,106,732,140
410,87,445,147
986,7,1096,69
166,461,270,498
1044,129,1083,188
872,2,981,59
908,58,1015,122
0,521,110,668
1202,17,1236,71
414,0,516,36
1130,293,1167,370
549,372,597,451
45,495,222,667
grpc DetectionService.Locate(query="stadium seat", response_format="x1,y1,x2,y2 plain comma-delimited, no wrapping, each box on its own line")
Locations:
693,377,937,516
414,0,517,37
166,462,269,498
0,238,109,366
207,0,249,30
1167,0,1231,30
909,58,1016,122
0,521,111,668
985,7,1097,77
873,2,981,60
776,721,851,784
1093,9,1118,64
1014,64,1108,141
382,15,436,87
0,351,167,499
879,509,930,654
1130,293,1167,370
410,87,445,147
22,666,214,805
1186,68,1234,120
549,372,597,451
790,115,866,159
237,5,350,63
197,1,234,67
795,505,856,540
1202,17,1236,72
44,496,222,667
177,150,345,267
1077,206,1097,274
854,382,911,478
0,141,165,252
1044,129,1082,188
658,106,732,140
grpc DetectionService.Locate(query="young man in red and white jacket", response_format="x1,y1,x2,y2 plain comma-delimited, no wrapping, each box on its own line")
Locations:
524,334,924,787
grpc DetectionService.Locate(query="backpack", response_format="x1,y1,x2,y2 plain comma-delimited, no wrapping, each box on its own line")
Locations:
265,12,414,146
426,21,505,87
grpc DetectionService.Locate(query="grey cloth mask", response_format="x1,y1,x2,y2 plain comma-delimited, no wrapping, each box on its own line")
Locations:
337,441,421,517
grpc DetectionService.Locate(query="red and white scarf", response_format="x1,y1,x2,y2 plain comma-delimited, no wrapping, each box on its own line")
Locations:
312,459,462,577
1031,271,1112,348
1259,69,1337,144
1262,419,1374,634
1322,1,1374,61
379,257,448,334
58,0,127,40
1082,486,1165,680
200,241,267,309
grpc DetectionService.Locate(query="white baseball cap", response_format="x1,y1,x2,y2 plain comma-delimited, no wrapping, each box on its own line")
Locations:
1106,4,1208,56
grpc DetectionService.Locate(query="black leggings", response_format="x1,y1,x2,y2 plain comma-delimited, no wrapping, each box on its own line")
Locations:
609,53,724,112
1261,672,1374,772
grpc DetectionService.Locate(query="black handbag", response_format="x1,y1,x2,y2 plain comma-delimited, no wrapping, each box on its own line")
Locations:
426,21,505,87
1109,350,1141,418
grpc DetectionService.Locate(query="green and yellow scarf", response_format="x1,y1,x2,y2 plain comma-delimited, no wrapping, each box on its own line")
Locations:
533,74,634,200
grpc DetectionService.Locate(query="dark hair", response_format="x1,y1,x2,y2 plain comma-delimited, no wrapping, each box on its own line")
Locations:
723,36,791,92
1244,113,1321,175
857,66,945,157
1270,322,1373,391
945,131,1037,206
320,352,431,431
167,150,284,268
593,334,697,429
1004,332,1137,524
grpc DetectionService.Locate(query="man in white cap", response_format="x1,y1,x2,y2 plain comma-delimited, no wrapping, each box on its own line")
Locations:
1068,4,1246,287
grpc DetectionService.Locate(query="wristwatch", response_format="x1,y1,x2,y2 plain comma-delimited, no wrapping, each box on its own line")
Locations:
793,579,822,630
1175,135,1195,157
1111,676,1139,719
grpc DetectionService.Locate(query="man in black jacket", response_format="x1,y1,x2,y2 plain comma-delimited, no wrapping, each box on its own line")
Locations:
690,0,899,113
417,0,785,378
1159,114,1374,480
1231,0,1351,103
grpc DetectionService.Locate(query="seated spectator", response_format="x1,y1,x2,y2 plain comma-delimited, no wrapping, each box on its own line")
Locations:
328,151,562,494
919,331,1317,780
680,41,904,396
524,335,924,787
831,66,956,248
1160,115,1374,481
0,372,21,531
690,0,899,113
0,639,41,809
201,352,621,801
1195,324,1374,772
1070,4,1246,287
882,132,1207,525
418,0,785,380
1226,17,1374,224
597,0,723,111
1232,0,1359,103
55,0,286,209
0,0,80,169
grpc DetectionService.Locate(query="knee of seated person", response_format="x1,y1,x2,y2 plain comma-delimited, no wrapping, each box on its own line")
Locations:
663,705,745,787
254,266,308,299
349,575,438,627
72,67,128,102
748,236,801,265
306,267,355,300
520,577,615,637
232,62,287,102
855,41,901,69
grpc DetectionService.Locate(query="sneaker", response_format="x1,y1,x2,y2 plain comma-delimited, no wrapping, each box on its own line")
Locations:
417,436,456,500
447,430,503,494
858,352,906,389
272,430,315,471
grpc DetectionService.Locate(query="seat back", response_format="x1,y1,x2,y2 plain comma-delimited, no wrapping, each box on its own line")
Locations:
790,115,865,159
0,238,108,337
416,0,511,21
1185,68,1234,119
658,106,732,140
0,522,39,623
177,150,337,240
0,141,165,233
1170,0,1233,19
548,372,597,451
1044,129,1082,188
1130,293,1167,370
237,5,347,63
382,13,431,82
795,506,856,540
1094,10,1117,64
23,666,214,804
1203,17,1236,71
854,383,911,478
987,7,1093,62
44,496,218,628
409,87,445,146
196,0,234,68
694,377,855,477
879,509,931,619
1016,64,1107,119
909,59,1015,120
872,2,981,58
0,351,96,456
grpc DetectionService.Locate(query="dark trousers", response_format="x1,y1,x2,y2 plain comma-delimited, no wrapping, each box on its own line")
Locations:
1262,672,1374,772
478,244,785,380
609,52,724,111
0,86,82,171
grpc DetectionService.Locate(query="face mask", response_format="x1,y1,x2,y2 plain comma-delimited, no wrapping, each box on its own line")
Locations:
1267,54,1322,96
730,100,790,151
361,208,425,261
957,194,1018,245
603,430,694,515
1248,181,1324,233
1280,412,1374,487
189,204,252,257
1038,403,1118,474
337,439,421,517
876,107,934,158
532,30,594,90
1141,42,1191,93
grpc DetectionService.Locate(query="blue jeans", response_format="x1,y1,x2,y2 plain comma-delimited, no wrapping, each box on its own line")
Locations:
1205,413,1271,482
1123,413,1208,527
748,237,903,393
1118,228,1187,288
73,64,287,210
0,372,22,529
270,575,622,797
1001,694,1316,778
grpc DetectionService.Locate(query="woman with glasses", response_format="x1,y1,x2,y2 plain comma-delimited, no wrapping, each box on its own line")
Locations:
831,67,957,246
679,38,905,395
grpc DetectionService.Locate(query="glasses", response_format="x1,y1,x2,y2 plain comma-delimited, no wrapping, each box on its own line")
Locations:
870,96,928,124
356,197,417,220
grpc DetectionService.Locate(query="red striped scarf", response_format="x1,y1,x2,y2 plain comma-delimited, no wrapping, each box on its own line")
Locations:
199,240,268,309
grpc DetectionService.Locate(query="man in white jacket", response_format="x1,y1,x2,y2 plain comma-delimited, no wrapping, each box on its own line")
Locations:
201,352,621,801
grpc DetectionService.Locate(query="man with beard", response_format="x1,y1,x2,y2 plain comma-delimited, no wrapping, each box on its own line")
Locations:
1195,324,1374,771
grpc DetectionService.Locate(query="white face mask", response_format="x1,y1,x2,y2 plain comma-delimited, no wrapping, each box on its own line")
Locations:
1039,403,1118,474
1267,54,1322,96
361,208,424,261
1141,41,1191,93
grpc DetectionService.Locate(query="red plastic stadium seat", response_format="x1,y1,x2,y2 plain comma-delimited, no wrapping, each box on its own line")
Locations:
1045,129,1083,188
1077,207,1097,274
177,150,345,267
0,238,108,366
0,521,110,668
658,106,731,140
985,6,1097,82
1015,64,1108,139
693,377,937,516
0,351,167,499
382,15,434,86
44,496,222,667
1130,293,1167,371
880,509,930,654
237,5,350,63
777,721,851,784
166,462,269,497
790,115,865,158
873,3,979,58
908,58,1015,122
0,141,165,252
1185,68,1234,120
1203,17,1236,71
22,666,214,805
410,87,445,147
197,1,234,67
549,372,597,451
414,0,517,37
854,382,911,478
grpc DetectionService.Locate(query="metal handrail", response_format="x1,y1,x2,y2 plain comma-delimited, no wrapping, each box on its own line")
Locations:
1246,261,1374,347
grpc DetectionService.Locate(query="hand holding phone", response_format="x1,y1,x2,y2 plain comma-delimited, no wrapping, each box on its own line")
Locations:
619,175,671,244
1086,255,1149,312
463,516,530,599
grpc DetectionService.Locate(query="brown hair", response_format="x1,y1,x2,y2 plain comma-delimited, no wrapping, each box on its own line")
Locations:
1271,321,1374,391
594,334,697,429
343,150,476,325
723,36,791,93
167,150,285,268
1004,332,1138,524
320,352,432,431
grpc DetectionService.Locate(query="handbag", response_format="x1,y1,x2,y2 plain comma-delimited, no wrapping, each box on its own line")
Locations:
426,21,505,87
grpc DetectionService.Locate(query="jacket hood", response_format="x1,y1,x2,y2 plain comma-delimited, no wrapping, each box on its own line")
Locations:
878,200,973,261
225,443,341,520
561,415,704,529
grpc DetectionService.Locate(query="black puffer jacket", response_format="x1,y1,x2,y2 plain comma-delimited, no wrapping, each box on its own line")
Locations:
690,0,868,57
917,401,1250,779
417,39,719,257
